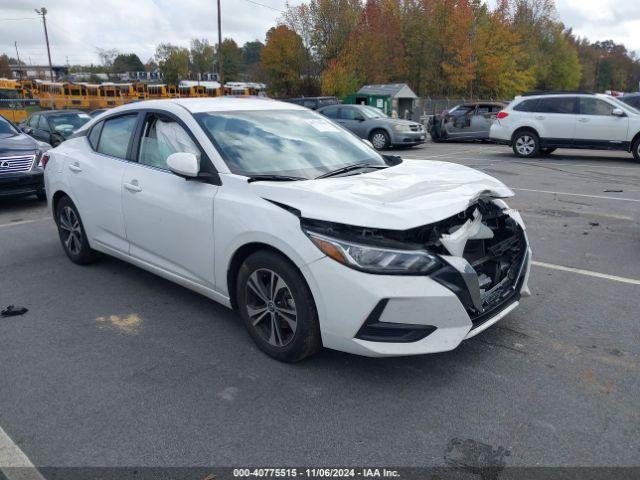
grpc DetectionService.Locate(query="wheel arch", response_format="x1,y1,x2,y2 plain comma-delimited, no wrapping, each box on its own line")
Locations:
629,130,640,153
51,189,71,220
511,126,540,144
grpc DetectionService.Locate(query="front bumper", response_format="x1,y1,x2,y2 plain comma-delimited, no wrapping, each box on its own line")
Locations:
0,169,44,198
390,130,426,145
306,245,531,357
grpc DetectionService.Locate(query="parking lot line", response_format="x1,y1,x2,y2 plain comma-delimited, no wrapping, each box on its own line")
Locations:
0,217,50,229
532,261,640,286
512,188,640,203
0,425,46,480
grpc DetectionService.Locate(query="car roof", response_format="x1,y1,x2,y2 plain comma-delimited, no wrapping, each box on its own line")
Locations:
117,97,309,114
39,109,85,116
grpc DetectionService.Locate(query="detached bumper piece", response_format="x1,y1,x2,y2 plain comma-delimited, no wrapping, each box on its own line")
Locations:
0,169,44,198
356,299,437,343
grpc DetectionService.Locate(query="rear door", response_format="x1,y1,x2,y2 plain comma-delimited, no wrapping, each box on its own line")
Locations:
444,105,474,137
575,97,629,146
121,111,218,287
66,113,139,254
531,96,577,145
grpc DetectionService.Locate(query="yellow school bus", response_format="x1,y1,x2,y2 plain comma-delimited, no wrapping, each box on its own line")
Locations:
134,82,147,101
0,79,31,123
65,83,89,110
166,84,179,98
147,84,168,100
100,83,124,108
113,83,137,103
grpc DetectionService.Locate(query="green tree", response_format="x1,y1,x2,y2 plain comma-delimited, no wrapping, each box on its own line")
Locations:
155,44,190,85
112,53,145,73
217,38,243,82
242,41,264,81
0,54,12,78
190,38,215,78
261,25,307,97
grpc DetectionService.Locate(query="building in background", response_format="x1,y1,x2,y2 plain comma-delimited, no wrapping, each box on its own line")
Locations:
344,84,418,118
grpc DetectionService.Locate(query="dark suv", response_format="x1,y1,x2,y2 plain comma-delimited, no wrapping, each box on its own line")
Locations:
283,96,339,110
0,115,50,200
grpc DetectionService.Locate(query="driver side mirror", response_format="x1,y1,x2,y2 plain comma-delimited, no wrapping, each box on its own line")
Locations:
355,115,365,122
612,108,625,117
167,152,200,178
21,126,33,135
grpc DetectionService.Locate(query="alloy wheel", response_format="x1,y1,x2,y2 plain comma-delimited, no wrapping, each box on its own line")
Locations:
371,132,387,150
245,268,298,347
59,206,82,256
515,135,535,156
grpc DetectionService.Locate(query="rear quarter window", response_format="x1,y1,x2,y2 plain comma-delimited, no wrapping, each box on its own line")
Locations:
513,99,539,112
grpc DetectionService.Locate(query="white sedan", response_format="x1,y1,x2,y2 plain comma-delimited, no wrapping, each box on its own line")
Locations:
44,98,531,361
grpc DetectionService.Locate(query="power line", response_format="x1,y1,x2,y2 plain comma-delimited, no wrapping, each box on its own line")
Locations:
242,0,285,13
0,17,39,22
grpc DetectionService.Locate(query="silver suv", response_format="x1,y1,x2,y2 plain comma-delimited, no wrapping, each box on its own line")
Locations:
490,92,640,161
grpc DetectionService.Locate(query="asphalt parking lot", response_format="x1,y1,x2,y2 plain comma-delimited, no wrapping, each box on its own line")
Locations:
1,140,639,472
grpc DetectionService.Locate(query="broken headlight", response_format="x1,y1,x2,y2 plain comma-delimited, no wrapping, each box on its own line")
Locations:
306,231,441,275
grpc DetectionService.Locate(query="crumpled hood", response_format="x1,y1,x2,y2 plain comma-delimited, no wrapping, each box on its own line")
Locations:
251,159,514,230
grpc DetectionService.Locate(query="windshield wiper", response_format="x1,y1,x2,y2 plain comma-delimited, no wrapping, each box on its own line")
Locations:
315,162,387,179
247,174,306,183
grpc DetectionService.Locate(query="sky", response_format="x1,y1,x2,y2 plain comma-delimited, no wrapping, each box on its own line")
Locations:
1,0,639,67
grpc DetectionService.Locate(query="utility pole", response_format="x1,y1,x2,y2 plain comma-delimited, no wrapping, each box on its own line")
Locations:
14,41,22,80
35,7,54,81
217,0,223,86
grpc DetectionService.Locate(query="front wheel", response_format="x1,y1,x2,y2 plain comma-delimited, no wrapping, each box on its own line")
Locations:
512,131,540,158
55,196,101,264
236,250,322,362
369,130,390,150
633,138,640,162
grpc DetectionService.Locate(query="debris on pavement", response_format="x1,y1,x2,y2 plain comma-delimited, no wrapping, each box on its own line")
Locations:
1,305,29,317
604,189,623,193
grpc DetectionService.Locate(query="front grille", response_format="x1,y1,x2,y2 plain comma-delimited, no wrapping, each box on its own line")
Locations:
410,124,422,132
0,155,36,174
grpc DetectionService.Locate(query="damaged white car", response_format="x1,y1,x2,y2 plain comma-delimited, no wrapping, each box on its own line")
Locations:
44,98,531,362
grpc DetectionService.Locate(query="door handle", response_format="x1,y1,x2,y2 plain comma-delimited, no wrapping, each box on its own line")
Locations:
123,181,142,193
577,118,589,123
68,163,82,173
535,116,545,120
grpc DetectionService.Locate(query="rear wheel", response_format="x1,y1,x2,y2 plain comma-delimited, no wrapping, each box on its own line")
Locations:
55,196,101,264
633,138,640,162
369,129,390,150
236,250,322,362
512,130,540,158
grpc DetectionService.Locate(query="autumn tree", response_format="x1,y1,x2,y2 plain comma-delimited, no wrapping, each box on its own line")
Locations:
217,38,243,82
0,55,11,78
155,44,190,85
190,38,215,78
261,26,307,97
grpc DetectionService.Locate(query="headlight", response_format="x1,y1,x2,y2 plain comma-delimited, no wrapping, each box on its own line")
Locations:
306,231,441,275
394,124,412,132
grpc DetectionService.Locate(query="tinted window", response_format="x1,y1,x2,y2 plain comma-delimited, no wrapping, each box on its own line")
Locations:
317,98,338,108
138,114,200,170
38,116,50,131
449,105,473,116
580,98,615,116
622,96,640,110
321,106,339,119
514,99,538,112
97,114,138,159
339,108,362,121
537,97,576,114
29,115,39,127
48,112,91,131
0,116,18,135
88,123,102,150
476,106,490,115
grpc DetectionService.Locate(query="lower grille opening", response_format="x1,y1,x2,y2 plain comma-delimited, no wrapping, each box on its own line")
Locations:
355,299,437,343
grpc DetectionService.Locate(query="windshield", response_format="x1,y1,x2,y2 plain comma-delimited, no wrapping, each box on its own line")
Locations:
48,113,91,131
360,106,387,119
608,95,640,114
195,109,388,179
0,116,19,137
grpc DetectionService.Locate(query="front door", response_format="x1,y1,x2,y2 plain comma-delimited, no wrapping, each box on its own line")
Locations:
337,107,367,138
122,112,218,287
575,97,629,146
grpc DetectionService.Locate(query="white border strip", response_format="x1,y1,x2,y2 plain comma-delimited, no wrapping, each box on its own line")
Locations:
0,218,50,229
532,261,640,286
0,425,46,480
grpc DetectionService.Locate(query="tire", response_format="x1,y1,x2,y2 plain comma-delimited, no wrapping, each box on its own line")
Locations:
541,147,556,155
236,250,322,362
429,133,443,143
369,129,390,150
36,190,46,202
55,195,101,265
512,130,540,158
633,138,640,162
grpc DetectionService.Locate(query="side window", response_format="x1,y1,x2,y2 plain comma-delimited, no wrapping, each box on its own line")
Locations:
138,114,200,170
88,122,102,150
38,116,50,131
321,106,339,119
537,97,576,114
449,106,473,117
339,108,360,120
476,105,491,115
513,99,538,112
580,98,615,116
96,114,138,159
29,115,39,127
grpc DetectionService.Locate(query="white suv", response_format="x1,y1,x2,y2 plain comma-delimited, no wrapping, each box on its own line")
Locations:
490,92,640,161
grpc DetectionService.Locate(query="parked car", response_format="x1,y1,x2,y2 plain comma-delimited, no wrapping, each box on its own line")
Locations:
490,92,640,161
20,110,91,147
428,102,505,142
0,114,50,201
620,93,640,111
283,96,339,110
318,104,425,149
44,98,531,361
